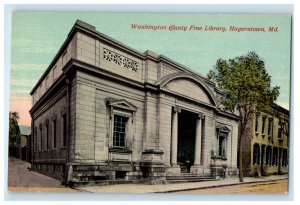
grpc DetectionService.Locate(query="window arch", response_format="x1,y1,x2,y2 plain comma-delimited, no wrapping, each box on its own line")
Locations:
157,73,218,106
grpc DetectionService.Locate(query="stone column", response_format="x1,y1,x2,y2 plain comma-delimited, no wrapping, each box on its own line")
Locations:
191,113,205,174
194,113,204,166
171,106,180,166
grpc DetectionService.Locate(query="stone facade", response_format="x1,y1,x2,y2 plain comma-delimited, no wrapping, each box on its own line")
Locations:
29,20,239,185
241,104,289,177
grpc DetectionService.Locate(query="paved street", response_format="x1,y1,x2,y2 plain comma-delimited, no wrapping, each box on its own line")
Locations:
7,157,78,192
176,179,288,194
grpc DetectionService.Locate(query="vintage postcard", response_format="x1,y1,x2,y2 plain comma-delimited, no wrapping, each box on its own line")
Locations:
8,11,291,195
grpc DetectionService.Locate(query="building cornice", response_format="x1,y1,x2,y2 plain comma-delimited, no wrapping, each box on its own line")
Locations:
30,19,217,96
67,59,145,90
271,103,289,116
29,74,67,114
215,109,239,121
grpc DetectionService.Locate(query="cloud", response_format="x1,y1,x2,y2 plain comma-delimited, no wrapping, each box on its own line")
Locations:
17,46,58,54
10,90,31,97
11,63,48,71
12,39,59,54
276,102,290,110
10,79,37,87
272,77,290,80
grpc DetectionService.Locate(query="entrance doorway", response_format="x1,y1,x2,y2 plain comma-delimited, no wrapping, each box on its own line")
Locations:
177,109,197,173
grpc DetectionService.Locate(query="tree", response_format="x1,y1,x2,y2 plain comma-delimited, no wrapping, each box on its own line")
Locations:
9,111,20,152
207,52,280,182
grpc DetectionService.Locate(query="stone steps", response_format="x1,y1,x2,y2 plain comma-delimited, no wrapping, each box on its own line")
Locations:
166,173,217,184
166,178,218,184
70,179,134,187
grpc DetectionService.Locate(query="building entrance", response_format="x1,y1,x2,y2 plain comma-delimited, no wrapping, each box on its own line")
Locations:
177,110,197,173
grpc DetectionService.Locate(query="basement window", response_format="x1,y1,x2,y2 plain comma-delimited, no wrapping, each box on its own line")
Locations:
115,171,126,179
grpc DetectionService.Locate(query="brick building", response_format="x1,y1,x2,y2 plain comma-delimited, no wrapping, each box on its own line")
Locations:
29,20,239,185
241,103,289,177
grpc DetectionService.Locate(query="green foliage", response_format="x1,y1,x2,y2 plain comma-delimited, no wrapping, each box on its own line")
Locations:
208,51,279,116
208,51,280,182
9,111,20,147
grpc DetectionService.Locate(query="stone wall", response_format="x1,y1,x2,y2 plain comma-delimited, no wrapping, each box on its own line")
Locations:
32,87,69,180
73,70,146,164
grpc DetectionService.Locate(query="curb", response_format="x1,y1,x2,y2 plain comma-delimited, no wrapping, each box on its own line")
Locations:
154,178,288,193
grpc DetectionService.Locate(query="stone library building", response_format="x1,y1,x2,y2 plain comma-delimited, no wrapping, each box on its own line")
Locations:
29,20,240,185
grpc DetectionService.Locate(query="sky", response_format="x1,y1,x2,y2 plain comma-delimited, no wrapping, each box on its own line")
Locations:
10,12,292,126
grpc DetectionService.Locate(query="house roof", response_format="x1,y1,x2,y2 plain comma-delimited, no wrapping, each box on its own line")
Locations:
19,125,31,136
271,102,289,115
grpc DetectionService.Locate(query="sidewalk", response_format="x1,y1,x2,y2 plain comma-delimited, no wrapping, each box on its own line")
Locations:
8,157,78,192
76,174,288,193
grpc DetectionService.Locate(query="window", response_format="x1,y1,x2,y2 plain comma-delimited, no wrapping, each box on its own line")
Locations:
215,126,230,159
115,171,126,179
266,146,272,166
107,99,137,151
255,114,259,133
113,115,128,147
46,123,49,150
282,149,288,167
278,122,283,140
272,147,278,166
39,126,43,151
218,133,226,157
261,116,266,135
253,144,260,165
62,114,67,147
34,128,37,151
53,120,57,149
267,118,273,137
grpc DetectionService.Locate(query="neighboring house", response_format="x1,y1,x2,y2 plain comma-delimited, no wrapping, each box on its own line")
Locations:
241,103,289,177
18,125,32,162
29,20,239,185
